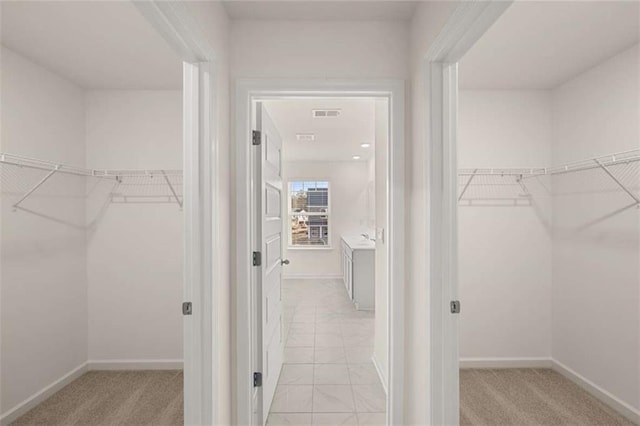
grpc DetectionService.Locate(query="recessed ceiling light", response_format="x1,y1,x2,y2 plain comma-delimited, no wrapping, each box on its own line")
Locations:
352,155,361,160
296,133,315,142
360,143,371,148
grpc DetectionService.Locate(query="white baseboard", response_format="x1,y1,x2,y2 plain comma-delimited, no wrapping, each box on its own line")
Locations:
459,357,553,369
371,354,388,395
87,359,184,370
0,362,88,426
283,274,343,280
552,360,640,425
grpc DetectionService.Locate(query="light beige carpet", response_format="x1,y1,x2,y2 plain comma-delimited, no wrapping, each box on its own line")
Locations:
461,368,635,426
12,368,635,426
12,370,183,426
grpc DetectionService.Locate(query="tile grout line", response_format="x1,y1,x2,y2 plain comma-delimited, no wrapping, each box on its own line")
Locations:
311,303,316,420
343,316,361,424
275,279,382,424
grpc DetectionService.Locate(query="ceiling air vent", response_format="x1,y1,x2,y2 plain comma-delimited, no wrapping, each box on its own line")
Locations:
296,133,315,142
312,109,341,118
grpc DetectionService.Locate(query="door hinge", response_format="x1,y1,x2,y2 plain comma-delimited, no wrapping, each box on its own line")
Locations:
252,130,261,146
182,302,192,315
450,300,461,314
253,372,262,387
253,251,261,266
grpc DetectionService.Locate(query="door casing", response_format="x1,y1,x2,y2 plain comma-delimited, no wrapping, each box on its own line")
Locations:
421,1,513,424
235,80,406,426
134,2,221,425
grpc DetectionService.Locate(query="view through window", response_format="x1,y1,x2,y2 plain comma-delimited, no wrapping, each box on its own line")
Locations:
289,181,330,246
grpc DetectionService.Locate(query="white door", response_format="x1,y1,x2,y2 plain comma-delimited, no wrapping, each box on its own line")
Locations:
253,102,285,425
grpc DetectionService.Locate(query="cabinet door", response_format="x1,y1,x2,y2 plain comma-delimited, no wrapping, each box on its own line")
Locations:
347,259,353,299
341,244,344,284
343,249,350,293
342,250,348,290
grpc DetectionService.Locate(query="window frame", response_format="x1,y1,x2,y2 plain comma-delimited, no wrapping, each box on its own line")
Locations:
286,179,332,250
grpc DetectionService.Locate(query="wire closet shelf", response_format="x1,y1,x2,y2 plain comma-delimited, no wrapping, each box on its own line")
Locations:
3,149,638,209
0,152,183,209
458,149,640,206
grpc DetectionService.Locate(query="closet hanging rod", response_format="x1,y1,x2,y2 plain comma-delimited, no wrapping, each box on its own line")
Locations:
542,149,639,177
0,152,182,178
459,148,640,177
1,152,101,178
2,152,183,209
459,148,639,207
458,168,543,177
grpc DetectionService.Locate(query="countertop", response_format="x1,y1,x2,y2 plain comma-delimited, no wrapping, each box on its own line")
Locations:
341,235,375,250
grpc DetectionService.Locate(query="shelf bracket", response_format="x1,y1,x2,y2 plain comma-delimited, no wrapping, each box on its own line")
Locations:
594,159,640,206
458,168,478,201
516,174,532,198
108,176,123,202
13,166,60,210
162,170,183,208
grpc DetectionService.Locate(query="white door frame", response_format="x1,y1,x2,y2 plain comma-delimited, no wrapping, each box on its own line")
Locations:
235,79,405,426
134,2,220,425
423,2,512,425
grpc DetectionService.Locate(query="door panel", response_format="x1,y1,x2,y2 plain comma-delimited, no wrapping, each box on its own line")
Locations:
255,102,284,425
265,185,281,218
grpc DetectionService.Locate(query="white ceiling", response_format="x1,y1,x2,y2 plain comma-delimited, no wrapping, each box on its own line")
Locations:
222,1,418,21
459,1,640,90
1,1,182,89
263,99,376,163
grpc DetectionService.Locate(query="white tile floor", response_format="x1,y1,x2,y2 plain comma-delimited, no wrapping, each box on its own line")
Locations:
267,279,386,426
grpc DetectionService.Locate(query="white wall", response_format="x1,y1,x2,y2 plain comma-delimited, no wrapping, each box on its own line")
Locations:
85,90,183,363
231,20,409,79
458,91,553,360
551,44,640,412
282,161,370,278
367,157,376,231
373,99,389,385
0,47,87,416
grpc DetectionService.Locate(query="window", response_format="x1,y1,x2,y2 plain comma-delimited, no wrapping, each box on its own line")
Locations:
288,181,330,247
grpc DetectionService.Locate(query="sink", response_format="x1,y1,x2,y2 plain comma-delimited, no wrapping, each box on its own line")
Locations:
342,235,375,250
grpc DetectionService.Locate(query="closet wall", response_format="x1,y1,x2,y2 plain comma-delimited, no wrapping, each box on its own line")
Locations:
551,44,639,411
85,90,183,364
459,44,640,414
0,47,184,418
1,47,88,414
458,90,553,360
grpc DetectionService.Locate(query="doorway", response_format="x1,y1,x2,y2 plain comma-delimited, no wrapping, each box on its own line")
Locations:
0,2,219,425
235,81,405,426
455,2,640,425
426,1,640,425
